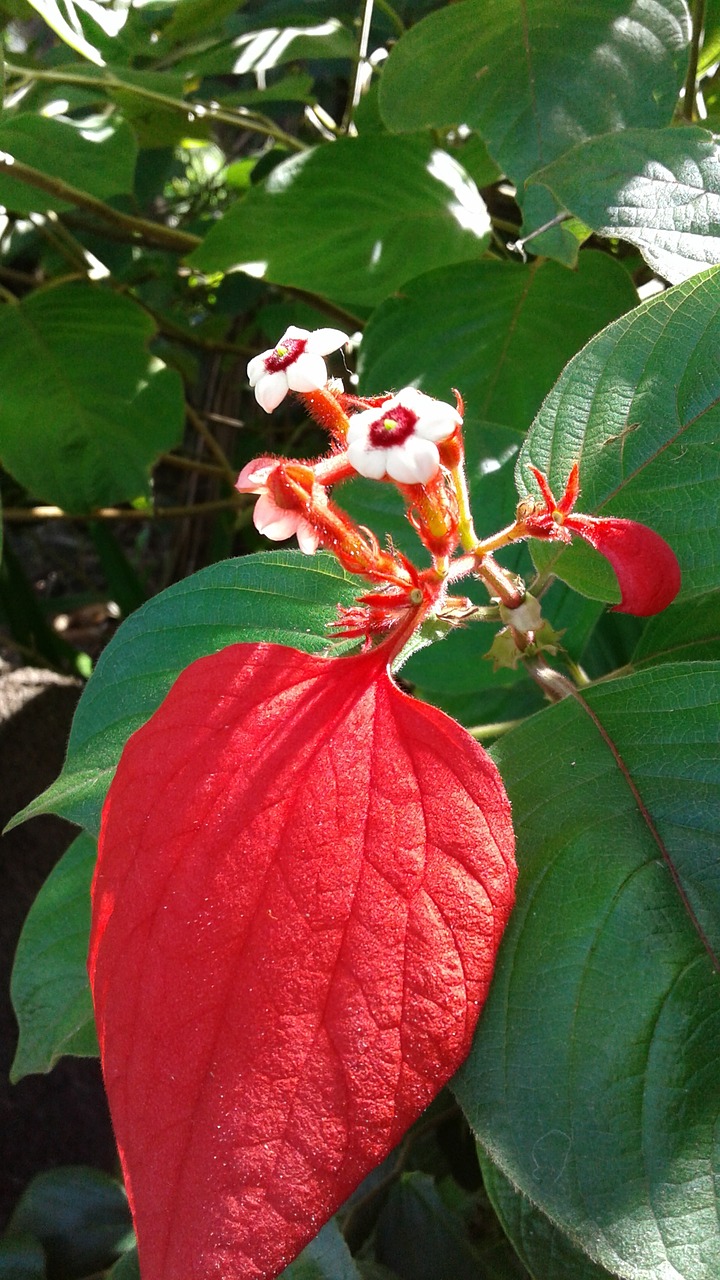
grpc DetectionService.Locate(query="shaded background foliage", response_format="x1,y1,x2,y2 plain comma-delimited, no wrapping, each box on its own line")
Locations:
1,0,719,1277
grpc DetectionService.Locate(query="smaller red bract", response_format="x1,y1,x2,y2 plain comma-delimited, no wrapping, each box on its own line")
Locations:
523,464,682,616
90,639,516,1280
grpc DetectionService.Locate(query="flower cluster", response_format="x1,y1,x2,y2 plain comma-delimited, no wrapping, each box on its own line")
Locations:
238,325,681,647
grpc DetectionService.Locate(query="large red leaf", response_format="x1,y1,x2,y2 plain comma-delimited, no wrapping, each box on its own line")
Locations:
90,642,516,1280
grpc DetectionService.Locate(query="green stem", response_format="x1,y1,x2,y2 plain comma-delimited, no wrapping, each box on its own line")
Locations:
0,153,200,254
4,62,305,152
468,718,524,740
682,0,707,122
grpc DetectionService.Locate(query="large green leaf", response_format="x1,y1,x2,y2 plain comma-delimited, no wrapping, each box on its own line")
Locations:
0,283,184,511
456,662,720,1280
516,266,720,602
479,1154,619,1280
10,552,362,836
374,1172,528,1280
7,1168,133,1279
533,127,720,284
10,833,97,1082
280,1219,363,1280
189,137,491,306
379,0,690,252
0,113,137,213
631,590,720,668
357,253,638,433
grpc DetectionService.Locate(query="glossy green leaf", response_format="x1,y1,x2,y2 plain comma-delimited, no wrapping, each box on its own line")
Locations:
10,552,361,836
456,662,720,1280
533,127,720,284
0,113,136,213
479,1154,618,1280
631,590,720,668
7,1168,133,1280
189,137,491,306
11,833,97,1081
0,1236,46,1280
280,1219,362,1280
107,1247,139,1280
0,283,184,511
375,1173,528,1280
358,253,638,433
379,0,690,249
516,266,720,602
180,15,356,75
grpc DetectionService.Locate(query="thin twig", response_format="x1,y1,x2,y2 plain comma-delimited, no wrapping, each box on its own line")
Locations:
185,403,238,485
0,154,200,254
682,0,707,122
343,0,375,134
3,498,239,521
159,452,228,477
4,62,305,152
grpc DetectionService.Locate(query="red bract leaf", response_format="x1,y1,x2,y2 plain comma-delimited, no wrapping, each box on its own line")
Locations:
90,642,516,1280
565,515,682,616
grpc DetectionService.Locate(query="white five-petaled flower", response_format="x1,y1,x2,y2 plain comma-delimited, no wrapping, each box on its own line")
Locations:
346,388,461,485
247,326,349,413
235,457,321,555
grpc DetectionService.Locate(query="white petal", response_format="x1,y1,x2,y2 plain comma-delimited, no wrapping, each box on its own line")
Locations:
345,411,375,444
305,327,349,355
286,351,328,392
255,370,289,413
386,436,440,484
347,439,389,480
235,455,275,493
394,387,428,412
247,351,272,386
253,494,299,541
280,325,311,342
296,519,321,555
415,403,461,443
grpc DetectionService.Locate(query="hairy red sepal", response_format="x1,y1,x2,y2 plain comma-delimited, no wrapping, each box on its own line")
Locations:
90,642,516,1280
566,515,681,616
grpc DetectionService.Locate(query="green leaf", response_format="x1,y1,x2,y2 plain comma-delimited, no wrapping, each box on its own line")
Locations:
0,113,137,213
374,1173,527,1280
10,833,97,1082
631,590,720,668
25,0,107,63
107,1246,139,1280
532,126,720,284
179,15,356,75
456,662,720,1280
10,551,362,837
0,283,184,511
0,1236,46,1280
280,1219,362,1280
7,1169,133,1280
516,266,720,602
358,253,638,433
479,1154,619,1280
378,0,690,252
189,137,491,306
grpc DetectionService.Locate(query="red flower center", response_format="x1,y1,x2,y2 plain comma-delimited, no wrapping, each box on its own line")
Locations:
265,337,307,372
368,405,418,448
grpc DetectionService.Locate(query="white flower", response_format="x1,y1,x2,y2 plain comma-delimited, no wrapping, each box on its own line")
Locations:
345,388,461,485
247,325,349,413
235,456,320,554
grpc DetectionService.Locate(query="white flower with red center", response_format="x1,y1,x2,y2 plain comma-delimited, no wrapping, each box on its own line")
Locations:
235,457,321,554
247,326,349,413
346,388,461,485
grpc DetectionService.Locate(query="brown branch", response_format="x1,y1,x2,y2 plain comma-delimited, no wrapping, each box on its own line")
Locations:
0,154,200,255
